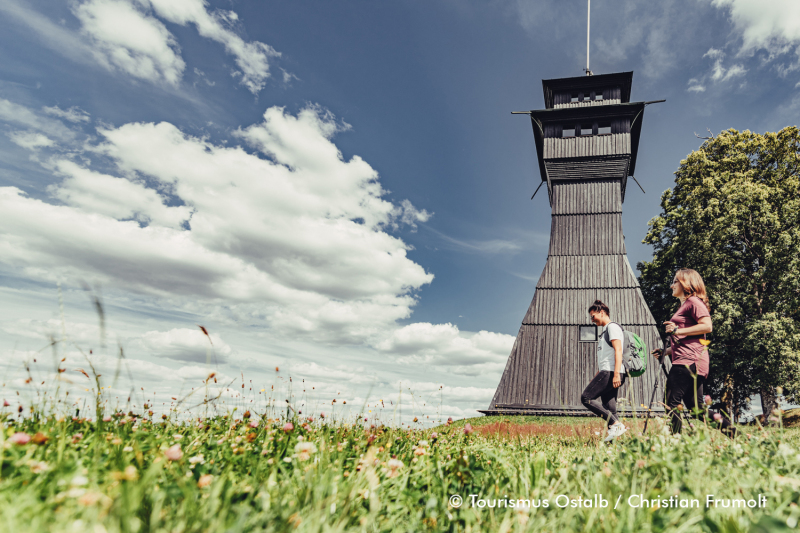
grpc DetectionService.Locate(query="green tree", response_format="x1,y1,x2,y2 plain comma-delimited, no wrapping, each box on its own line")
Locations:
638,127,800,421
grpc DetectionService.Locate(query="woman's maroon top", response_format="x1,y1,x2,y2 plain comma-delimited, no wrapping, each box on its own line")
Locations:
669,296,711,377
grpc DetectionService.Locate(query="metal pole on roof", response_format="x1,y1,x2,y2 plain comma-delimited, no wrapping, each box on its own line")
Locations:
586,0,592,76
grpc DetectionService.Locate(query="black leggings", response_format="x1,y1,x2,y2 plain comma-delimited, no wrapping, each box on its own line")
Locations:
665,363,704,433
665,364,735,437
581,371,627,427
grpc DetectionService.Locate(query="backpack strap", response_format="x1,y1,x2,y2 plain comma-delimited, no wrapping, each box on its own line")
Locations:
603,322,621,347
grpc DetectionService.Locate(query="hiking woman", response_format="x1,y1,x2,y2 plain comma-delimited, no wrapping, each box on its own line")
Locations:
581,300,627,442
653,268,713,433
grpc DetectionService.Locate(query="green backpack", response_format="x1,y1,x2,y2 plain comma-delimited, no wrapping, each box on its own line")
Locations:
603,323,648,377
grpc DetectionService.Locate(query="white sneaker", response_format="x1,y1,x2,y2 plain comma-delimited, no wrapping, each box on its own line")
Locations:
604,424,627,442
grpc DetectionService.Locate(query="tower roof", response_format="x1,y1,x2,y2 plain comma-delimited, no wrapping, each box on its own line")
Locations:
542,71,633,109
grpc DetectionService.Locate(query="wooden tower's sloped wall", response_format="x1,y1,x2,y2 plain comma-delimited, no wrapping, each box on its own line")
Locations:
484,181,662,415
481,72,664,416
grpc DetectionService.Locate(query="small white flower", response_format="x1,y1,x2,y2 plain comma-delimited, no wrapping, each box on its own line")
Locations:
71,475,89,486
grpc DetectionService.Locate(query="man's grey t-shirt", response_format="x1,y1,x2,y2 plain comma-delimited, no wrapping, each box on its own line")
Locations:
597,323,624,372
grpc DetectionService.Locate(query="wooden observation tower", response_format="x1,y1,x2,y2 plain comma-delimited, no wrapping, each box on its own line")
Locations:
480,71,665,416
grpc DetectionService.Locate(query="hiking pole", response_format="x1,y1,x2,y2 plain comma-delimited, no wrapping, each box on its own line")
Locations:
643,336,670,434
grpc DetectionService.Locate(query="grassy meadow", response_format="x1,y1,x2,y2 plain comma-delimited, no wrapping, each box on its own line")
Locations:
2,405,800,532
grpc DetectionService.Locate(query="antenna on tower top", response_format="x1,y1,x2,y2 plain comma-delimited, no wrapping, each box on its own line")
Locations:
585,0,593,76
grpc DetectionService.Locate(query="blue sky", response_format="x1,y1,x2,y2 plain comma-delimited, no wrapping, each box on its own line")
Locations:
0,0,798,422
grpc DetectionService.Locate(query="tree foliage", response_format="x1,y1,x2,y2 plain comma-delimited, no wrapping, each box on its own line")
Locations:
638,127,800,419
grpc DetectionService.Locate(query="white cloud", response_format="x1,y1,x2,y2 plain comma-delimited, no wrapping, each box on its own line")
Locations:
48,159,192,229
144,0,280,93
7,131,55,150
377,322,514,367
43,105,91,123
139,327,231,364
73,0,186,86
0,104,433,344
0,98,513,424
0,99,75,140
712,0,800,56
687,78,706,92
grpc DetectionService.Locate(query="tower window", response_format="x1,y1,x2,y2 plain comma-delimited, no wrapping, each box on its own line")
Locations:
579,325,598,342
583,93,592,101
596,93,604,101
562,127,575,138
598,123,611,135
570,93,579,103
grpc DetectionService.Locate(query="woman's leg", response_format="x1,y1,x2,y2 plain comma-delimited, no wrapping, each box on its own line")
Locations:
665,366,695,433
581,372,620,426
600,373,627,427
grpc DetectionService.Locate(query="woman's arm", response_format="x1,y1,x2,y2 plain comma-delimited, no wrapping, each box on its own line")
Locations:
676,316,712,337
612,338,623,388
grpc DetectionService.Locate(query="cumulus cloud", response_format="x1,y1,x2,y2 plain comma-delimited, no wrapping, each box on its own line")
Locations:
0,104,434,344
71,0,279,92
711,0,800,56
0,97,512,422
73,0,186,86
48,159,192,229
377,322,514,369
145,0,280,93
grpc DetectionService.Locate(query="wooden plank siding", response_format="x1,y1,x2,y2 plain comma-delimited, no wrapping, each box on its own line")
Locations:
536,256,640,288
543,134,631,159
488,324,662,411
485,72,663,417
548,214,626,255
550,180,622,214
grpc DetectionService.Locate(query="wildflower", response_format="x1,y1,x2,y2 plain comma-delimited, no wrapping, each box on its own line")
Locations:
189,454,205,464
295,441,317,461
198,474,213,488
418,440,429,448
123,446,133,452
2,400,8,407
123,466,138,481
704,395,712,405
320,413,325,419
414,447,426,456
283,457,292,463
387,458,404,478
71,475,89,486
431,432,438,439
165,444,183,461
603,467,612,477
103,415,112,422
635,460,646,469
173,434,183,440
283,422,294,432
9,432,30,445
249,419,259,428
72,433,83,445
446,417,453,425
28,460,49,473
463,424,474,436
32,432,48,445
713,413,722,422
112,438,122,445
